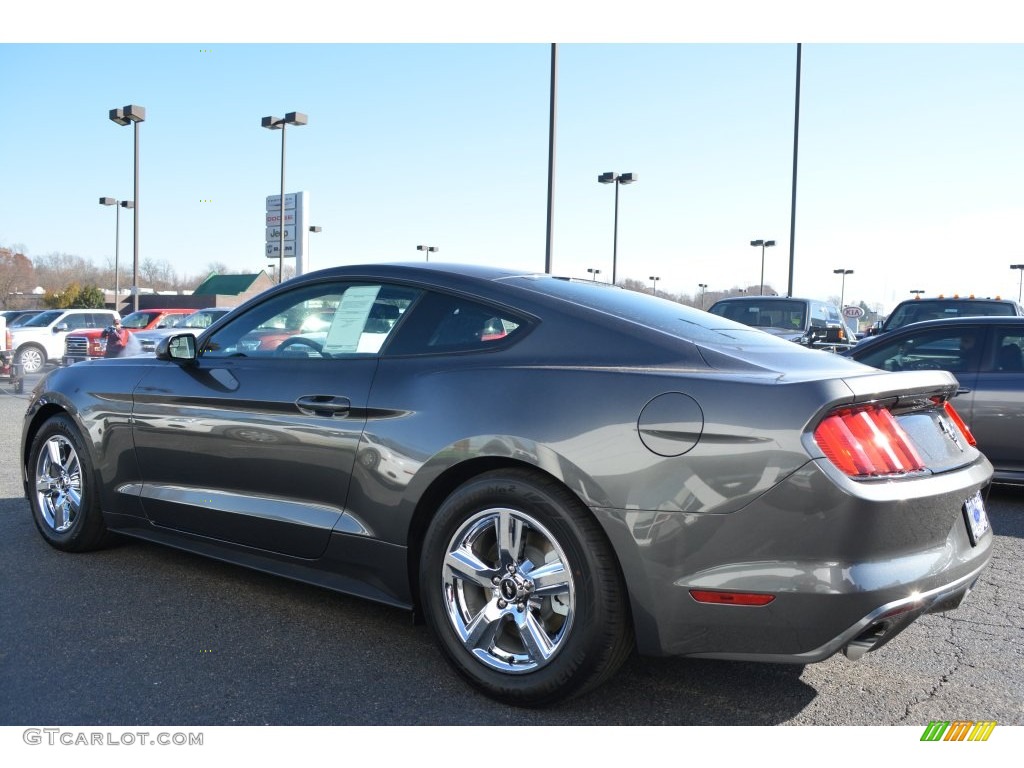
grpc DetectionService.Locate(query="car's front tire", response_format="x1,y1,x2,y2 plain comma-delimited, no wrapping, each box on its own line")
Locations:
16,344,46,374
28,414,111,552
420,469,633,706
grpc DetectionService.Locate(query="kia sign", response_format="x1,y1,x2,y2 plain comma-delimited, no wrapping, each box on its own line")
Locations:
842,306,865,318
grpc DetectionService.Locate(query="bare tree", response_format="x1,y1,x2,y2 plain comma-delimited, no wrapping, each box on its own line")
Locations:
32,252,102,294
0,246,36,308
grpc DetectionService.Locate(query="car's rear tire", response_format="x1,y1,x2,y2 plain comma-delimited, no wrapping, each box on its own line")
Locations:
419,468,633,706
28,414,111,552
16,344,46,374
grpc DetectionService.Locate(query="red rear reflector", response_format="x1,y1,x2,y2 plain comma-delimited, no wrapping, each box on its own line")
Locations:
689,590,776,606
814,405,925,477
943,401,977,446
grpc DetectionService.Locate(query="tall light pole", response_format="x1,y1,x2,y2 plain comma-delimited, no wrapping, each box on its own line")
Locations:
833,268,854,308
98,197,133,307
1012,264,1024,302
597,171,637,285
698,282,708,309
109,104,145,312
649,275,660,296
417,245,438,262
587,268,602,282
261,112,308,283
545,43,558,274
750,239,776,296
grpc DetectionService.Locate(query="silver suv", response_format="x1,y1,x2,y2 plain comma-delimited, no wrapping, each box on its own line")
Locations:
707,295,854,349
11,309,121,373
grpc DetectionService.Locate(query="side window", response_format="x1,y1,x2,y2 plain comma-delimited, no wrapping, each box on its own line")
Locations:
201,282,419,360
63,313,88,330
858,328,983,373
386,291,527,355
992,329,1024,372
809,308,826,329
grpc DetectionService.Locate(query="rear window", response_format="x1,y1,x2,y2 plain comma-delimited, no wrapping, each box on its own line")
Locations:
883,299,1020,331
708,300,808,331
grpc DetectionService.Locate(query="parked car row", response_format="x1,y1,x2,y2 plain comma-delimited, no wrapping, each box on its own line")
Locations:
62,308,196,365
10,308,121,374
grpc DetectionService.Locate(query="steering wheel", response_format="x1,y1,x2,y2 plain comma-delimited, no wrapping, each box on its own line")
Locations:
276,337,325,356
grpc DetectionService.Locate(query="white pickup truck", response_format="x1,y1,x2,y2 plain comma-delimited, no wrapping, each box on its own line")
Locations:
10,308,120,374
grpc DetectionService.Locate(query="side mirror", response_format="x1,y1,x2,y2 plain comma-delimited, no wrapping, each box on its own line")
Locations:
156,333,197,363
53,323,69,333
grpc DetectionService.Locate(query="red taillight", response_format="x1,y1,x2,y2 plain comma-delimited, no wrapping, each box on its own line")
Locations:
689,590,776,606
814,404,925,477
942,401,977,446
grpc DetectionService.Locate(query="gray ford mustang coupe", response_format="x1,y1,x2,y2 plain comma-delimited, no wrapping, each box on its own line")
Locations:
22,263,993,706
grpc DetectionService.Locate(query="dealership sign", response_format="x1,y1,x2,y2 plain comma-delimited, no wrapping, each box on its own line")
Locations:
264,191,311,275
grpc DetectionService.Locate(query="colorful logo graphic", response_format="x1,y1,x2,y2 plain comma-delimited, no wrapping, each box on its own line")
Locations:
920,721,996,741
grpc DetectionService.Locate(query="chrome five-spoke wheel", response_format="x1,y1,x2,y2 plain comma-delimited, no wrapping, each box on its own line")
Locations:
442,507,575,673
35,434,83,533
28,414,110,552
421,469,632,706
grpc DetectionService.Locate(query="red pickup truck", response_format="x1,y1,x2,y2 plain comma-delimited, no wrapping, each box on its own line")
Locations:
62,308,194,364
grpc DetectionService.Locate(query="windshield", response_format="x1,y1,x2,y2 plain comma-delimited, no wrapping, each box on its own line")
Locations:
9,312,42,327
19,310,63,328
884,299,1019,330
121,311,160,329
182,310,228,329
709,300,807,331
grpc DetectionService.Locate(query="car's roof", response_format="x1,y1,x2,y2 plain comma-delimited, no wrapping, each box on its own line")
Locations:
869,315,1024,331
850,315,1024,352
891,296,1021,305
709,295,825,302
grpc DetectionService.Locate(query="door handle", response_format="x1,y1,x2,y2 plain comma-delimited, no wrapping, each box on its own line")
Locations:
295,395,351,417
956,388,972,396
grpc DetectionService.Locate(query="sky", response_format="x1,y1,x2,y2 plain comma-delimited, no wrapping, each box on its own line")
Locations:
2,4,1023,314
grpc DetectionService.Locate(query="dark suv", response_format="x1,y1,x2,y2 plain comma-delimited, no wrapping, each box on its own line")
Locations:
869,296,1024,338
707,295,854,350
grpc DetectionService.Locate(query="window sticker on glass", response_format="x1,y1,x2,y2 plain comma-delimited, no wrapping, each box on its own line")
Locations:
323,285,382,354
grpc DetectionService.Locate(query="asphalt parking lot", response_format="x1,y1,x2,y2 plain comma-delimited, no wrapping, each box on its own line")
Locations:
1,368,1022,726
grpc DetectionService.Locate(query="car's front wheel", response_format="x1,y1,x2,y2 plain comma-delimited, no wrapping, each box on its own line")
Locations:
420,469,633,706
28,414,111,552
16,344,46,374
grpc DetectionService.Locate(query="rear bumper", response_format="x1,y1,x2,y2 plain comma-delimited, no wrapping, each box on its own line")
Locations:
598,457,994,661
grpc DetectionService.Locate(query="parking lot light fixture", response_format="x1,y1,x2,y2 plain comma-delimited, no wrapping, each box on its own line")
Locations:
1012,265,1024,302
416,245,438,262
262,112,308,283
750,239,776,296
98,197,133,302
598,171,637,285
833,268,854,308
307,226,322,260
649,276,660,296
910,289,926,299
587,267,602,282
109,104,145,312
698,283,708,309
